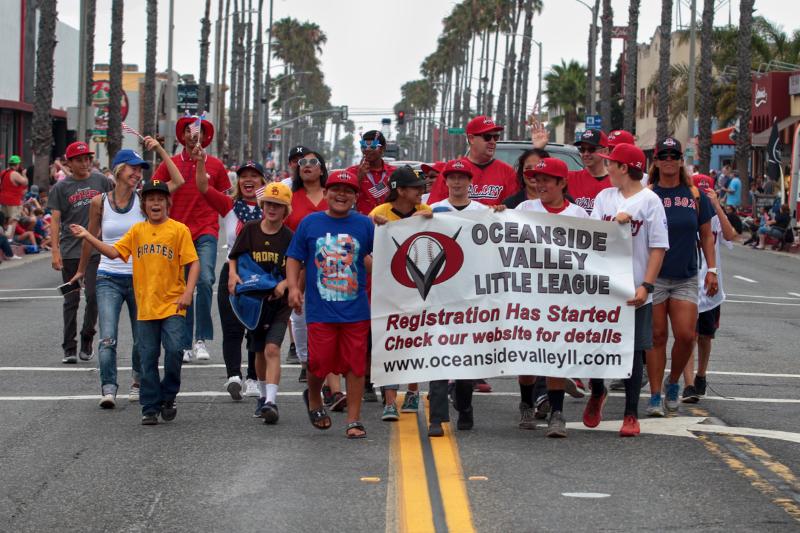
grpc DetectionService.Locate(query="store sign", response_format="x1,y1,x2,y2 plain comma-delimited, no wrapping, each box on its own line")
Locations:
754,85,768,107
790,74,800,96
91,80,129,137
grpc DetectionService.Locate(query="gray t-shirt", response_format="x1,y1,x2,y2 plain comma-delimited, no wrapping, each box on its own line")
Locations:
47,171,113,259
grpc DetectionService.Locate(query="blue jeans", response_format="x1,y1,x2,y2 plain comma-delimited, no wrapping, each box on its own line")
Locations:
96,274,140,394
138,315,185,415
183,234,217,348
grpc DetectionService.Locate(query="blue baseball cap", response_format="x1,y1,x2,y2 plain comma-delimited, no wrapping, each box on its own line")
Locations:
236,160,266,178
112,149,150,169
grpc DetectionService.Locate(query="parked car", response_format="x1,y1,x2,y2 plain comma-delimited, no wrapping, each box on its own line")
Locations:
493,141,583,171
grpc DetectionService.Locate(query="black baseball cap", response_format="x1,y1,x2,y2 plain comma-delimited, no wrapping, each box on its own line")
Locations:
362,130,387,147
656,137,683,156
389,166,426,189
574,129,609,148
141,179,170,196
287,145,311,161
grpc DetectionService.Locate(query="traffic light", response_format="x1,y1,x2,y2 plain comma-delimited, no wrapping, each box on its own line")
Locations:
396,110,406,126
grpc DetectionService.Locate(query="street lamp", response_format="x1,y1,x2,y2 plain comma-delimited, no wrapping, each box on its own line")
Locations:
531,39,543,118
574,0,599,116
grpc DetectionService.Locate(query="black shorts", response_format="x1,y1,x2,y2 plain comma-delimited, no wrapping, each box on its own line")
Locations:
696,306,721,338
246,302,291,353
634,303,653,351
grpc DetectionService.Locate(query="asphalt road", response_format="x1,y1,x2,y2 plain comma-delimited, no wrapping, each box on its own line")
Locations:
0,242,798,532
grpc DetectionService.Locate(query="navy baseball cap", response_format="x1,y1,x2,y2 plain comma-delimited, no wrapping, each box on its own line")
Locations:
236,160,266,179
112,149,150,169
287,145,311,161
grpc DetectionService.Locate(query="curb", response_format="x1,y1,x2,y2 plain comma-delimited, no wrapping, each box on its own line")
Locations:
0,250,52,271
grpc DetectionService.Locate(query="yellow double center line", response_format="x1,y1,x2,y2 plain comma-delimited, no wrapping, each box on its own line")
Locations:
391,394,475,533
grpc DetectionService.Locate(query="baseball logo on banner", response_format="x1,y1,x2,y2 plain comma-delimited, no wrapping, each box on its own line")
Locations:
370,211,636,386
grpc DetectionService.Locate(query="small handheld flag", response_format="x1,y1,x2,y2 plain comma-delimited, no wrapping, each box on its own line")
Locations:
121,122,145,140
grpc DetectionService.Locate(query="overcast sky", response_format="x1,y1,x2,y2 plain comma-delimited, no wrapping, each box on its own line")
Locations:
58,0,800,131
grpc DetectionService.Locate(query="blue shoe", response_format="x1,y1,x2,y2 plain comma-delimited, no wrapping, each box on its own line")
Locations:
253,397,266,418
646,393,664,417
664,382,680,413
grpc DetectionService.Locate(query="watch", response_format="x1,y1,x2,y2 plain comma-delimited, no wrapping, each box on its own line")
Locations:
641,282,655,293
707,268,718,275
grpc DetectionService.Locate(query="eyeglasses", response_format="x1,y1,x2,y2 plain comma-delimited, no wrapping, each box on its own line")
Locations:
656,152,681,161
577,145,597,154
480,133,501,142
297,158,320,167
360,139,383,150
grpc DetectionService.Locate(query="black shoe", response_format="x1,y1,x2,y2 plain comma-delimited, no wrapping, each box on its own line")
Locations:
262,402,279,424
62,354,77,364
428,422,444,437
322,385,333,406
363,384,378,403
456,407,474,430
695,375,707,396
534,394,550,420
681,385,700,404
286,343,300,364
141,414,159,425
161,400,177,421
298,367,307,383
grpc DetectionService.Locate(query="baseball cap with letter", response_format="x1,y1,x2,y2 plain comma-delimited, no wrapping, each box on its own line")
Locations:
65,141,95,159
606,130,635,147
466,115,504,136
141,179,170,196
112,149,150,169
524,157,568,180
596,143,646,171
258,181,292,210
325,169,359,192
574,129,608,148
442,159,473,179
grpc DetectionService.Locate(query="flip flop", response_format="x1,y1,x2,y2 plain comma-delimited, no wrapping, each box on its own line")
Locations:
345,421,366,439
303,388,331,430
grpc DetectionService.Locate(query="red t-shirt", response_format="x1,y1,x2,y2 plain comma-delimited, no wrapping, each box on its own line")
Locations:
566,169,611,215
152,151,231,240
427,158,518,206
346,161,397,215
0,170,26,206
285,188,328,232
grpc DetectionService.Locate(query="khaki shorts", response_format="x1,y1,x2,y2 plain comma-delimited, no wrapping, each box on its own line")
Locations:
653,276,699,305
0,204,22,221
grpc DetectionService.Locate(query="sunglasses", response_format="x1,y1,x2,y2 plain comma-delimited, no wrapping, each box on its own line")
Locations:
360,139,383,150
297,158,320,167
479,133,501,142
578,145,597,154
656,152,681,161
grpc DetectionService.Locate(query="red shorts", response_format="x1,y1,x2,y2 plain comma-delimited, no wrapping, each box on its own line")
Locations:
307,320,370,379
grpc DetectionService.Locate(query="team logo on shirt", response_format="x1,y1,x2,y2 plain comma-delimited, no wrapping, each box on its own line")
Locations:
390,230,464,300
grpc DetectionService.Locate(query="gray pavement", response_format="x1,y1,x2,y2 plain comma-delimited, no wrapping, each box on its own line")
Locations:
0,243,799,532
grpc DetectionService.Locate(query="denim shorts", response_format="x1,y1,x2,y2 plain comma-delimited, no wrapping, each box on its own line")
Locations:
653,276,698,305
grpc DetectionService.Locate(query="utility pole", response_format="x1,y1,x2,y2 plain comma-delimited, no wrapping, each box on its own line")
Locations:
258,0,273,164
212,0,222,156
686,0,697,166
164,0,176,155
76,0,88,142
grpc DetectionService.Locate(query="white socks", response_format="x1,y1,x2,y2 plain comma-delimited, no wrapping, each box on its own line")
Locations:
266,383,278,404
258,381,267,398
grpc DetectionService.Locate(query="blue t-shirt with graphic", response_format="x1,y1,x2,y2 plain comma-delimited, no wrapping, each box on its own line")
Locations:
652,183,714,279
286,211,374,324
727,176,742,207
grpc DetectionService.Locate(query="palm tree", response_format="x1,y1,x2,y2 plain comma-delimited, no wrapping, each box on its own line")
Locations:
198,0,211,114
586,0,600,115
735,0,755,189
242,0,253,159
143,0,157,170
515,0,543,138
656,0,673,142
599,0,613,132
218,0,231,158
106,0,124,163
622,0,640,132
85,0,96,109
251,0,264,160
696,0,714,173
32,0,58,191
545,60,587,144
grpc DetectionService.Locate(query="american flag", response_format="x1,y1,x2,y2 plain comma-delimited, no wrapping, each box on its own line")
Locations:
121,122,144,140
255,185,266,198
368,182,387,199
189,115,202,138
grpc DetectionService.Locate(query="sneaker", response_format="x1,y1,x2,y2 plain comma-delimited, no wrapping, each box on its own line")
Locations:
99,393,116,409
518,402,537,430
664,382,680,413
609,379,625,391
456,407,474,430
564,379,586,399
428,422,444,437
194,340,210,362
62,354,77,364
583,389,607,428
298,367,307,383
363,385,378,403
641,372,649,389
473,379,492,393
262,402,279,424
695,375,707,396
646,394,665,417
244,378,259,397
573,378,589,393
401,391,419,413
381,403,400,421
322,385,334,407
682,385,700,404
330,392,347,412
161,400,177,421
128,383,140,402
253,397,266,418
141,414,159,425
225,376,243,401
79,349,95,362
620,415,640,437
534,394,550,420
286,343,300,364
182,349,193,363
545,411,567,438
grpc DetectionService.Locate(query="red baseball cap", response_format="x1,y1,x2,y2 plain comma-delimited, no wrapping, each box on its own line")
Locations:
466,115,504,136
596,143,646,171
524,157,568,180
607,129,635,147
325,169,359,192
421,161,446,175
176,116,215,148
442,159,473,179
65,141,95,159
692,174,716,190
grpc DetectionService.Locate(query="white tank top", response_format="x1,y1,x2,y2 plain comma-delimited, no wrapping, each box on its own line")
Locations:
98,192,144,276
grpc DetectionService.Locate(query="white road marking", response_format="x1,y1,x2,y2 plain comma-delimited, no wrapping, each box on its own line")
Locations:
727,293,800,300
0,391,303,401
0,296,61,301
789,292,800,298
0,364,303,371
733,275,758,283
726,299,800,307
561,493,610,498
707,370,800,378
0,288,57,292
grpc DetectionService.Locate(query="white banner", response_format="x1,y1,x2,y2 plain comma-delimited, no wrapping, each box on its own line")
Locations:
369,210,636,386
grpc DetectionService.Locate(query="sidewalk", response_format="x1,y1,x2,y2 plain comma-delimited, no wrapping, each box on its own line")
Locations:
0,249,51,271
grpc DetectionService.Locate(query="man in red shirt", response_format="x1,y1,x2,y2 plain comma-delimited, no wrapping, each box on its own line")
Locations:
567,129,611,215
427,115,518,206
347,131,397,215
152,116,231,363
0,155,28,238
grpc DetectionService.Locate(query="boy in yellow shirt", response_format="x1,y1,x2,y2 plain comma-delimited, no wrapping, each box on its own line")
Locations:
71,180,199,425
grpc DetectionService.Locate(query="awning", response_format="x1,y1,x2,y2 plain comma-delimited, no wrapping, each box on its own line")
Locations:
751,115,800,147
637,128,657,151
711,126,736,145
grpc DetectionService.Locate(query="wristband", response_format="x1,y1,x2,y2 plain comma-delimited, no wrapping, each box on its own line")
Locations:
641,282,655,294
707,268,718,275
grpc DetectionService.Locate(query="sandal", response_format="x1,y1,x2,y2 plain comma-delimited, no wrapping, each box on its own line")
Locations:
303,389,331,430
346,421,366,439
